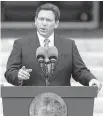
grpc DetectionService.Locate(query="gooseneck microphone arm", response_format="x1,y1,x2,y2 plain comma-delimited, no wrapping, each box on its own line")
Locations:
50,57,57,74
45,61,54,86
45,63,49,86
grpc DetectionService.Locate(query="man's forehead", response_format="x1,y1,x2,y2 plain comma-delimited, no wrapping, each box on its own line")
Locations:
38,10,55,18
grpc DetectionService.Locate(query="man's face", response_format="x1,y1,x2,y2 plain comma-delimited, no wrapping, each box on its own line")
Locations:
35,10,59,38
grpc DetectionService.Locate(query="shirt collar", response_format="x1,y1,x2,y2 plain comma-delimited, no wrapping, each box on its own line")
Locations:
37,31,54,47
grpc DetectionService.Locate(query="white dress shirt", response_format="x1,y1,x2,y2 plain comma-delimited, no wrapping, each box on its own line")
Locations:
37,31,54,47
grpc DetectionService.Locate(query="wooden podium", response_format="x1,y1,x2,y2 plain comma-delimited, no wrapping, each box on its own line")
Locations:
1,86,98,116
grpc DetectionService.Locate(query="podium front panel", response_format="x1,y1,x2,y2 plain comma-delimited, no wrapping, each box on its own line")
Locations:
2,97,94,116
1,86,97,116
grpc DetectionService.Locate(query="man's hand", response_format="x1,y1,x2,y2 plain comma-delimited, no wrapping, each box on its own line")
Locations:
89,79,102,92
18,66,32,80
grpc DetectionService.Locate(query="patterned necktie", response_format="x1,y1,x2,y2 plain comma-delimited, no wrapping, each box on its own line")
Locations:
44,38,50,49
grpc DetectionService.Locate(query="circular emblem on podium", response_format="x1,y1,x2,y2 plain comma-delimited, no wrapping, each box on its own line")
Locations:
29,92,67,116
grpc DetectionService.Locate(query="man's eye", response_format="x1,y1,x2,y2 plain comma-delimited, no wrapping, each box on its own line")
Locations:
38,18,44,21
38,17,53,22
46,19,52,22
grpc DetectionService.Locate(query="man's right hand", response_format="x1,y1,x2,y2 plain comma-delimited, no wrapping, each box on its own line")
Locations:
18,66,32,80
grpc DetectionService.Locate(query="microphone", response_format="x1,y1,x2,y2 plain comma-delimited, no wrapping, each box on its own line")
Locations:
47,46,58,74
36,47,46,68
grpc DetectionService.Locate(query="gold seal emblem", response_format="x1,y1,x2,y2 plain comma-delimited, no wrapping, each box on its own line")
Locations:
29,92,67,116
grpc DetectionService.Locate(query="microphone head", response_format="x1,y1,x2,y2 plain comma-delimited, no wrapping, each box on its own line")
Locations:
47,46,58,60
36,47,46,61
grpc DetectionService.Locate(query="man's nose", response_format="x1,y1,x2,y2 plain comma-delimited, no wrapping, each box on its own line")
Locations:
42,19,47,26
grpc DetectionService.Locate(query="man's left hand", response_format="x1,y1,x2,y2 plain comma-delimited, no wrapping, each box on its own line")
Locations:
89,79,102,92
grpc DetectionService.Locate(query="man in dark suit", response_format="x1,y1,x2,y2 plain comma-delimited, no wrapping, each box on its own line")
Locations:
5,3,102,90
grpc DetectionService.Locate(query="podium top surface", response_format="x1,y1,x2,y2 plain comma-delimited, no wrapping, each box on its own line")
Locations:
1,86,98,98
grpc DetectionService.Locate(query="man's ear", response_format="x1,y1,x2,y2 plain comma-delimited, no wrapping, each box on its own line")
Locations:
55,20,59,28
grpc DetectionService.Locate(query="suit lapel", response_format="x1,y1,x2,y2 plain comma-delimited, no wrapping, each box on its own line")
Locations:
54,34,62,58
29,32,40,57
49,34,62,81
54,34,61,67
28,32,46,80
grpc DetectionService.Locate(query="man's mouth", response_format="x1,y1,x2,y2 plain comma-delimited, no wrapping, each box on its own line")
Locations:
40,28,47,32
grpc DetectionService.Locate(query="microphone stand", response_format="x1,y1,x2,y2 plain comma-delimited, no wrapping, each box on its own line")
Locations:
18,80,23,86
41,62,53,86
45,63,49,86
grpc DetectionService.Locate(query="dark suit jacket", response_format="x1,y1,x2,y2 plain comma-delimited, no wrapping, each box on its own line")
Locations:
5,32,96,86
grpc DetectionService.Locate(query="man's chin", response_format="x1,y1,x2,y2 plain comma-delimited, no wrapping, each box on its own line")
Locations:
39,32,48,37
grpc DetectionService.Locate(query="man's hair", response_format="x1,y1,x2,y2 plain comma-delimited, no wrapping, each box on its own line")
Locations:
35,3,60,21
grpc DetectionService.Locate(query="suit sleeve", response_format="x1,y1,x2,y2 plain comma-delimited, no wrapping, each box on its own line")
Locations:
5,39,22,86
72,40,96,86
